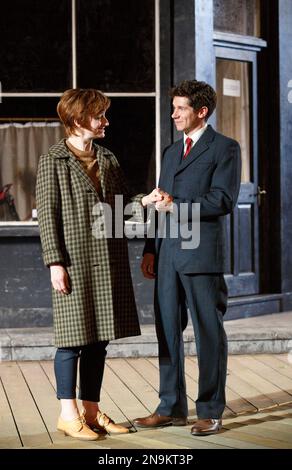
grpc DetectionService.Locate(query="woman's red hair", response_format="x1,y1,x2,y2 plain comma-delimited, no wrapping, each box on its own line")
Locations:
57,88,111,135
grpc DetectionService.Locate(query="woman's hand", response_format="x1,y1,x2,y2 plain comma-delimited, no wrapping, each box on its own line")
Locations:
141,188,163,207
50,265,71,294
141,253,155,279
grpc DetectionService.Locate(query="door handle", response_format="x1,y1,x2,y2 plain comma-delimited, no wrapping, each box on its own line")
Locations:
254,186,267,206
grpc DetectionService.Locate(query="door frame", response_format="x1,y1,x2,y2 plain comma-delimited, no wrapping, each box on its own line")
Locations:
213,32,266,297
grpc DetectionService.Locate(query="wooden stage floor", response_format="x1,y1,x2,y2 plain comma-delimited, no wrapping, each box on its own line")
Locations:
1,354,292,449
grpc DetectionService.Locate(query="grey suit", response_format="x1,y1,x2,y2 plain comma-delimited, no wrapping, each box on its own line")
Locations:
145,125,241,418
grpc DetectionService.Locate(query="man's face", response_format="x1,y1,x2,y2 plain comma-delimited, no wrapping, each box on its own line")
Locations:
172,96,204,134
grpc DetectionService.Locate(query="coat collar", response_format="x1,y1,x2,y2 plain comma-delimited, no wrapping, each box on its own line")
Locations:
174,124,216,175
48,139,111,199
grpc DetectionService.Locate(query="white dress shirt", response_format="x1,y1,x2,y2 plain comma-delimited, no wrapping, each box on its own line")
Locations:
183,124,208,153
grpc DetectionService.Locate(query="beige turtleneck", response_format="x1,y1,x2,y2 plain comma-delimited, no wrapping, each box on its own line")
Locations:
66,140,101,195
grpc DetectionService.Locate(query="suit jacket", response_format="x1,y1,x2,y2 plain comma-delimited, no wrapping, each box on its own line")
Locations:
144,125,241,273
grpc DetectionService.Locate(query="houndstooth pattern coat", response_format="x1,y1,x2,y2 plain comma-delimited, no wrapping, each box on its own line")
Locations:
36,139,143,347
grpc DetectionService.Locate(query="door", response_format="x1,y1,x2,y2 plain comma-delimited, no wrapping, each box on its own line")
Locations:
215,48,262,296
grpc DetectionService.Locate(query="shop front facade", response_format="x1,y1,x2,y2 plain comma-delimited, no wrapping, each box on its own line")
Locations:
0,0,291,327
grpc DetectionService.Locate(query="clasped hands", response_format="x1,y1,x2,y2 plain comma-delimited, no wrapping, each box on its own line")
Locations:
142,188,173,212
52,188,174,293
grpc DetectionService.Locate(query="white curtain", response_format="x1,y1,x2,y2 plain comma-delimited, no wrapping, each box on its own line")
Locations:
0,122,65,221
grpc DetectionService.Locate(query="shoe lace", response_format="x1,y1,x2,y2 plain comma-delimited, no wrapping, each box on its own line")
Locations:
97,412,114,428
80,415,87,425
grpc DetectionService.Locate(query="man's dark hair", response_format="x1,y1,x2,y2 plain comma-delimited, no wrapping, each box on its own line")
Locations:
169,80,217,119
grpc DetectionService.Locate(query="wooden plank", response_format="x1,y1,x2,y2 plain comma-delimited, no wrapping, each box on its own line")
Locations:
224,421,292,448
186,356,255,416
225,384,257,416
2,356,292,449
107,358,160,414
220,427,292,449
226,357,279,410
0,362,51,448
0,378,22,448
231,355,292,403
102,363,149,425
18,361,71,446
225,372,273,411
246,419,292,442
187,356,258,415
184,357,199,393
162,423,268,449
127,358,160,391
28,440,108,449
256,354,292,381
40,361,56,390
224,414,292,435
274,354,291,364
112,428,194,449
223,403,292,431
157,425,231,449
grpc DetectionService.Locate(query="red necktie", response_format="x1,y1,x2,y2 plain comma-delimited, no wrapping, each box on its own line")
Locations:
183,137,193,159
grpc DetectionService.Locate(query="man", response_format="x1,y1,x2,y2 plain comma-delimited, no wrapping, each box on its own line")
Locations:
133,80,241,436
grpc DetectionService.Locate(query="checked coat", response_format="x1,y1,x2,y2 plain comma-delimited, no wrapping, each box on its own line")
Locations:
36,139,142,347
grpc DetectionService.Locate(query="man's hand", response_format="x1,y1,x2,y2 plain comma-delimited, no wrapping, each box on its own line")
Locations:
141,253,155,279
155,190,174,212
142,188,163,207
50,265,71,294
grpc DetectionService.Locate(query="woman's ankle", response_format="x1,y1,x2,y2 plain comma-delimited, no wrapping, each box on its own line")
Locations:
82,400,100,418
60,398,79,421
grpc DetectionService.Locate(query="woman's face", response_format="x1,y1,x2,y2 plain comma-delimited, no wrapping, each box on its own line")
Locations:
80,111,109,139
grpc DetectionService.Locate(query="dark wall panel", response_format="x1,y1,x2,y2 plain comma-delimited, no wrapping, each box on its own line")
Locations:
0,98,60,119
0,0,71,92
101,97,156,195
0,234,155,327
77,0,155,92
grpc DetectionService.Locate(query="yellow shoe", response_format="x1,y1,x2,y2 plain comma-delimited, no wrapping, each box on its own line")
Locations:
86,411,129,435
57,415,99,441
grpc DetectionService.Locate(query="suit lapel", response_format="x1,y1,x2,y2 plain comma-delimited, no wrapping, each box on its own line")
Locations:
174,125,216,175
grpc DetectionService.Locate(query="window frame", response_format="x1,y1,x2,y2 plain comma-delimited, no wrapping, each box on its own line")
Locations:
0,0,160,227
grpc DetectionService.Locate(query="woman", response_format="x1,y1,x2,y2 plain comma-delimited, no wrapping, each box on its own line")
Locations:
36,88,161,441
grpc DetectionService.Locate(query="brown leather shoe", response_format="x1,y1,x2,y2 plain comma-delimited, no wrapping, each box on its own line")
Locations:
133,413,187,428
191,418,222,436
